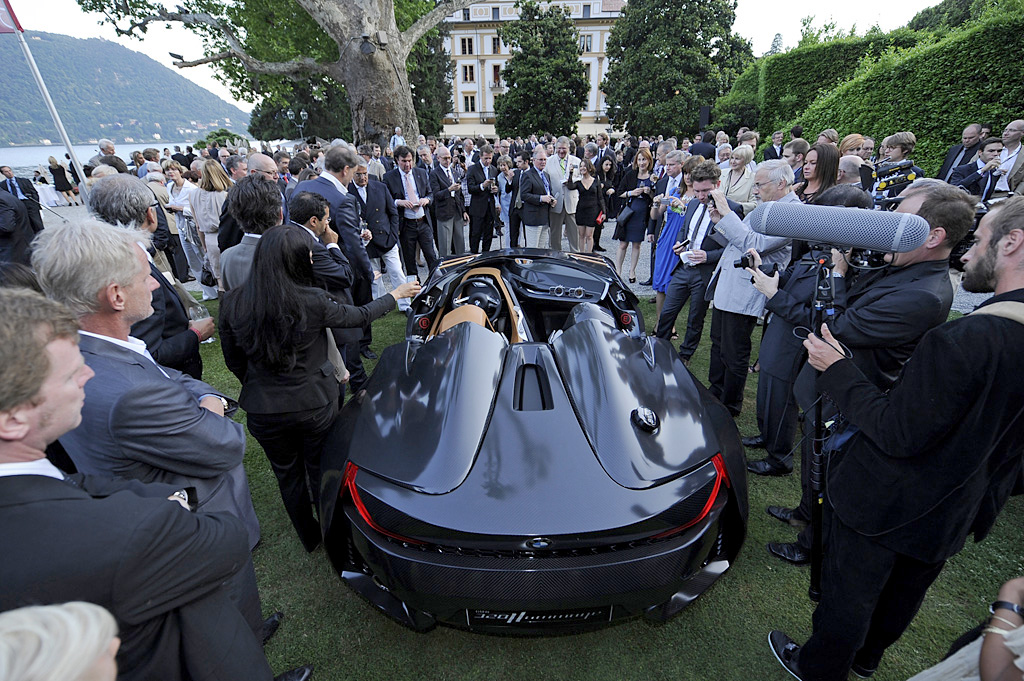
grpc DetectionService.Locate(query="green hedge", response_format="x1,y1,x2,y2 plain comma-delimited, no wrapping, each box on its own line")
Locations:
756,29,922,133
789,12,1024,175
712,60,762,132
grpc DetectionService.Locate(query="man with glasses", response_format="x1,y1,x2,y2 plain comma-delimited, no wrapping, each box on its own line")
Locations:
219,153,289,253
993,119,1024,197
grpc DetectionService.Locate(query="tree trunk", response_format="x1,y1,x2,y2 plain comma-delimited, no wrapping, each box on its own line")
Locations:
331,48,419,148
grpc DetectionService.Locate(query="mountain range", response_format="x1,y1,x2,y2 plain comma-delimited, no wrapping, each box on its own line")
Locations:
0,30,250,146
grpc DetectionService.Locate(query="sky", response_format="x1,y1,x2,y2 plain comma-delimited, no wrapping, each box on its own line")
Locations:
11,0,940,112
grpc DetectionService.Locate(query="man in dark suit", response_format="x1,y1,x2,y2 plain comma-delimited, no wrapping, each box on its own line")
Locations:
383,145,438,280
87,174,212,379
219,153,289,253
763,130,785,161
220,174,283,290
0,288,310,681
769,194,1024,681
654,163,733,364
0,190,33,266
289,190,356,300
644,149,685,286
429,145,468,256
520,147,555,246
950,136,1004,201
689,135,716,161
766,182,978,562
0,166,44,235
936,123,983,182
466,144,500,253
506,151,532,248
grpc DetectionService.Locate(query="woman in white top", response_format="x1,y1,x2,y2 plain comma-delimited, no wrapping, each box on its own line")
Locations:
164,161,218,300
721,145,757,216
189,160,232,294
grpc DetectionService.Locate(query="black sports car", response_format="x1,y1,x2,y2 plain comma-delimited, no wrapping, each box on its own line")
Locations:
319,249,748,634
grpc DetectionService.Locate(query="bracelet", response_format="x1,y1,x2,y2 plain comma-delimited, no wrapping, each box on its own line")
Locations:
983,626,1011,637
991,600,1024,619
190,326,203,340
990,615,1022,629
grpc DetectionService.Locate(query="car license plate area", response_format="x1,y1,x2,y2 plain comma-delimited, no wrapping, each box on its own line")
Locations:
468,606,613,628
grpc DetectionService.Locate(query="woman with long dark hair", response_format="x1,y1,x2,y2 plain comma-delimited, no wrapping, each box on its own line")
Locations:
219,225,419,551
793,143,840,204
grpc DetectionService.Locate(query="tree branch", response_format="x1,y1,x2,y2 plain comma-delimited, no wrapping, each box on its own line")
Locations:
117,9,332,79
399,0,478,55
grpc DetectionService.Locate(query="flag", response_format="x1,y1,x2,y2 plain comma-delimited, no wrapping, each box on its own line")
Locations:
0,0,23,33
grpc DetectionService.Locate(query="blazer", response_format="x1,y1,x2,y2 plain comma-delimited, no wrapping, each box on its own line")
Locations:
763,144,783,161
667,197,737,280
519,166,552,226
130,262,202,379
220,288,396,414
936,142,981,181
466,162,500,217
949,161,998,201
1004,145,1024,193
294,176,373,283
0,474,273,681
60,333,260,549
0,189,33,265
382,166,434,230
349,179,400,257
0,175,43,234
506,167,524,214
722,166,757,215
219,233,260,291
689,142,716,160
545,153,581,213
430,163,466,222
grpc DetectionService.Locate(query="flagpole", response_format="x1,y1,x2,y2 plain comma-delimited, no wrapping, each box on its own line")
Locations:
12,26,89,202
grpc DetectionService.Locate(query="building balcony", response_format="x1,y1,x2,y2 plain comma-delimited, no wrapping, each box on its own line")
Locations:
489,81,505,91
480,111,496,123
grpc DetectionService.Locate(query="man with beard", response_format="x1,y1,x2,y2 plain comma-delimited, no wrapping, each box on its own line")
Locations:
768,195,1024,681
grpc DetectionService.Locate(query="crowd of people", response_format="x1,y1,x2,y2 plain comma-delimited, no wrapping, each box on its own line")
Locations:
0,116,1023,681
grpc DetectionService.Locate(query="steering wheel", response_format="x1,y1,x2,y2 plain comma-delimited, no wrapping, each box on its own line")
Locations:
451,276,504,324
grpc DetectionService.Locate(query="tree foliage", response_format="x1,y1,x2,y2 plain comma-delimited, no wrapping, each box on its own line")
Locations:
408,23,454,137
248,78,353,141
907,0,978,31
494,0,589,138
601,0,752,137
711,60,762,134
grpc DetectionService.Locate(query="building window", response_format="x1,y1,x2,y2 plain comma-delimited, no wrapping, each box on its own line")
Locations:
464,95,476,113
583,4,591,18
463,64,475,82
462,8,470,20
493,64,501,84
580,35,592,52
461,37,474,55
492,6,500,21
492,36,501,54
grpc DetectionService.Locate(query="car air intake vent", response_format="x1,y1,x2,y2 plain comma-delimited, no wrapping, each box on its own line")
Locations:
513,363,553,411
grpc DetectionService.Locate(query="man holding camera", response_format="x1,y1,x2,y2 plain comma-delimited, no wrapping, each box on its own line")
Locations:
769,196,1024,681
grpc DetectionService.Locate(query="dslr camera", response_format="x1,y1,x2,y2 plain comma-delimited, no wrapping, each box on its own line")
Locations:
734,253,780,275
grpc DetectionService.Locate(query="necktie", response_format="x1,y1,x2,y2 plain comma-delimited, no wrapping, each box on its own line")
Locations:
687,204,708,247
540,169,551,194
560,158,567,174
515,171,524,209
8,179,16,197
404,172,418,203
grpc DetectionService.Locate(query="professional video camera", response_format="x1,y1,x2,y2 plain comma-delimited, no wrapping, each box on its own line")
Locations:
860,160,918,204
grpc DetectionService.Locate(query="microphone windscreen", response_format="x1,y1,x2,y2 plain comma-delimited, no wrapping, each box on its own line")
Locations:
748,202,930,253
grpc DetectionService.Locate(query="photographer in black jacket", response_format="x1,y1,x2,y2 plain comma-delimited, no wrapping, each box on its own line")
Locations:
769,195,1024,681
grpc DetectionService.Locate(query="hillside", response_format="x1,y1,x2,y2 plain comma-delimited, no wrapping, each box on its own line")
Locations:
0,31,249,146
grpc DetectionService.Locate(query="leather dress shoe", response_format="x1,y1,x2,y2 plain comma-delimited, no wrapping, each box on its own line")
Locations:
850,662,876,679
638,278,653,286
768,630,807,680
274,665,313,681
741,435,766,448
261,611,284,645
594,245,607,252
747,459,792,476
768,541,811,566
360,348,378,360
766,505,808,529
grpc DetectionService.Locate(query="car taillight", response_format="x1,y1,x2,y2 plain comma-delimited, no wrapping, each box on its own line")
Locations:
342,462,425,545
651,453,728,540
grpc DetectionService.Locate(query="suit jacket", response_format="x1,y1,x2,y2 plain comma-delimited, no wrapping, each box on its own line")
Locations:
519,166,552,226
349,179,399,257
667,197,736,281
936,142,981,181
0,473,272,681
466,162,500,217
366,157,386,181
1005,145,1024,193
430,163,466,222
949,161,998,201
130,262,202,379
507,168,525,214
217,195,243,253
382,167,434,231
763,144,783,161
545,153,581,214
219,234,260,291
294,176,373,283
0,175,43,234
689,142,716,160
60,333,260,549
0,190,33,265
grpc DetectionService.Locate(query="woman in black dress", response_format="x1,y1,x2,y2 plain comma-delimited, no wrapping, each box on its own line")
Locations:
614,147,655,283
47,156,78,205
567,159,605,253
595,156,618,252
219,225,419,551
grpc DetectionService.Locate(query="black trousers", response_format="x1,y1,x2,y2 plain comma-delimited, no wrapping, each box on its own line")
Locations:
648,218,663,280
655,265,711,360
246,401,338,552
469,206,496,253
795,505,946,680
509,207,523,248
755,371,799,470
708,308,757,416
399,217,438,279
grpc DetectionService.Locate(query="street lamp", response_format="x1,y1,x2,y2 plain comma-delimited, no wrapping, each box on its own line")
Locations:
286,108,308,140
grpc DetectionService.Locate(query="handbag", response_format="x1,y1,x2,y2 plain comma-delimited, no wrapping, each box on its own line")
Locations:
596,211,605,226
617,201,635,224
200,259,218,288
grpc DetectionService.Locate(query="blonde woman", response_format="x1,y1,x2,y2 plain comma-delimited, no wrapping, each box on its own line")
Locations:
190,159,232,294
47,156,78,205
0,601,119,681
722,145,757,215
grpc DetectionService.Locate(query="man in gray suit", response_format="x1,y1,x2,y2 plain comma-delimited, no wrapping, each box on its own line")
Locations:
221,174,283,290
546,136,581,251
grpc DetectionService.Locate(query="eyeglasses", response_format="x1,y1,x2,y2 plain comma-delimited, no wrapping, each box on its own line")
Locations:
254,169,280,178
753,181,776,190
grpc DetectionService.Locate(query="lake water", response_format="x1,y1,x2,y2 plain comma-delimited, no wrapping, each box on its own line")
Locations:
1,141,198,179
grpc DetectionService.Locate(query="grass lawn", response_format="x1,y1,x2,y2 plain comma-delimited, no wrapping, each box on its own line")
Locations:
197,294,1024,681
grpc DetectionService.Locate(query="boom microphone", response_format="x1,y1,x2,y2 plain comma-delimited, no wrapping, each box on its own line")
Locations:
747,201,930,253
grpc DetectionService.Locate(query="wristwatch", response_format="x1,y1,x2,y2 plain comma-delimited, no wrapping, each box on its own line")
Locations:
990,600,1024,618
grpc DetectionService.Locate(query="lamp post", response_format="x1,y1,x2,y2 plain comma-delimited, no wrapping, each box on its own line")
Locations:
286,108,308,140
